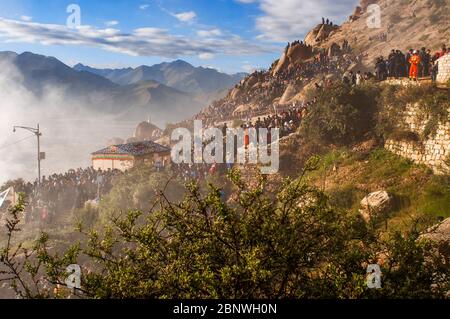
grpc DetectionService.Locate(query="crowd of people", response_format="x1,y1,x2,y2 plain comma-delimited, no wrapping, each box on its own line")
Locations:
238,106,304,140
171,163,224,182
3,168,122,225
172,106,306,182
375,44,449,81
321,17,335,26
342,70,375,86
201,43,449,127
198,44,359,125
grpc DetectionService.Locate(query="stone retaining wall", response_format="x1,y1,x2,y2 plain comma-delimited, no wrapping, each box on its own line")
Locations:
385,104,450,175
437,54,450,84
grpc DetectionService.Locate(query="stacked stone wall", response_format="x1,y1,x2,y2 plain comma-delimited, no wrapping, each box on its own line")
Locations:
385,104,450,175
437,54,450,84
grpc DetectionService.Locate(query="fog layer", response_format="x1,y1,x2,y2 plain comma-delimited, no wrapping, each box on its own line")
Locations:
0,60,135,185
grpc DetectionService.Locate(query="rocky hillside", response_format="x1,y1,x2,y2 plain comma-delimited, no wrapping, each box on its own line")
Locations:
317,0,450,68
196,0,449,122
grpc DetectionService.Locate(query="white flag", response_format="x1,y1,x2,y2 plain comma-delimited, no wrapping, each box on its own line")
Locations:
0,188,11,208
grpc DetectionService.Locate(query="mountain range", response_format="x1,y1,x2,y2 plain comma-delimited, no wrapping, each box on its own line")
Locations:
0,51,245,126
74,60,246,95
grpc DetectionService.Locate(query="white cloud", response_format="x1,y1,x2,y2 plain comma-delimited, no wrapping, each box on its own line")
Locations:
105,20,119,26
172,11,197,23
139,4,150,10
242,63,256,73
197,29,222,37
20,15,32,22
198,53,215,60
253,0,359,42
0,18,273,58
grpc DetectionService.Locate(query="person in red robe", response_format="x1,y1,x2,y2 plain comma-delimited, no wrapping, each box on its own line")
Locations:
209,162,217,175
244,126,249,148
409,51,421,81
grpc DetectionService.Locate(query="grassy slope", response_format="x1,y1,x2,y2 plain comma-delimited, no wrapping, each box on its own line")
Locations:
304,147,450,232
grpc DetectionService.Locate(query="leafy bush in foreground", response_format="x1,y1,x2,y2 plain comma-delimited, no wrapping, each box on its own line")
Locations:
1,160,449,299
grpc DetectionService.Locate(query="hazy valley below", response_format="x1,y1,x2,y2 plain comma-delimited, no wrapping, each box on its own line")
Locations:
0,51,244,184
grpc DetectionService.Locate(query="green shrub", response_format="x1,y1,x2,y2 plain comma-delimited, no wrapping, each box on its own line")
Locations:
328,185,359,210
300,83,380,146
368,148,413,178
418,176,450,218
98,166,185,225
2,172,450,299
74,204,99,229
419,90,449,138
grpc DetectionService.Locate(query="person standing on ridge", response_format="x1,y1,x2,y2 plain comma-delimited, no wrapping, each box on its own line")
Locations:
409,50,421,81
405,49,413,76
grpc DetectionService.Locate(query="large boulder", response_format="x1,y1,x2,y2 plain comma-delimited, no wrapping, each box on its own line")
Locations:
359,190,392,222
245,74,259,88
328,42,341,57
287,42,313,63
233,103,258,116
230,87,242,100
272,42,313,75
353,6,363,17
134,121,160,141
305,25,323,47
315,25,330,42
273,52,289,76
279,84,298,105
420,218,450,243
349,6,363,22
305,23,340,47
419,218,450,270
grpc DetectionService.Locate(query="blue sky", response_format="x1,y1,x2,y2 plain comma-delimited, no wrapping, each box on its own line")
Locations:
0,0,359,73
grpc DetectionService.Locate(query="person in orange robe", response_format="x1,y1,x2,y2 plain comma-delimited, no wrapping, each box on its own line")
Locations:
244,126,249,148
409,51,421,81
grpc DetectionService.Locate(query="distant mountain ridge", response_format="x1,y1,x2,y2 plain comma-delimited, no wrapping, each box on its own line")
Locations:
2,51,120,96
0,51,207,126
73,60,247,95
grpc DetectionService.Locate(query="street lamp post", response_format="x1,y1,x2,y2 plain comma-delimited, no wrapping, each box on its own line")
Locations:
13,124,43,185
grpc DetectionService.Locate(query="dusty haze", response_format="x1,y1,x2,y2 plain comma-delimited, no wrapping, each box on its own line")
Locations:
0,60,137,185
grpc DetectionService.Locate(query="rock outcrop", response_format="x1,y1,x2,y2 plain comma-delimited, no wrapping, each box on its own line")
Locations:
279,84,298,105
304,23,339,47
134,121,162,141
359,190,392,222
317,0,449,71
419,218,450,261
328,42,342,57
421,218,450,243
272,42,313,75
349,6,363,22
